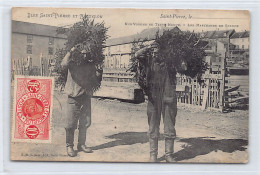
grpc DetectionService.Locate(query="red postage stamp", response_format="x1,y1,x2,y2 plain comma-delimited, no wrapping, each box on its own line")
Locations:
12,76,54,143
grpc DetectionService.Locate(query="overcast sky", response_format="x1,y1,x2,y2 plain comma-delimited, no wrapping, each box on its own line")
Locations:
12,8,250,39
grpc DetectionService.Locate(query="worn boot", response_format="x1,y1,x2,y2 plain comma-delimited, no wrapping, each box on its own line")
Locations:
165,138,175,163
66,146,77,157
65,128,77,157
77,129,93,153
149,138,158,162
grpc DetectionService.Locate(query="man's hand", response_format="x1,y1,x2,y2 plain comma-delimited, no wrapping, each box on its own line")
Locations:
61,46,77,68
70,46,76,52
71,44,80,53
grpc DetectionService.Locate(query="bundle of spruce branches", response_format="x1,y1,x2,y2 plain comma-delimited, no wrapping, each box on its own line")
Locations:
65,15,108,65
155,27,207,79
131,27,208,94
55,15,108,92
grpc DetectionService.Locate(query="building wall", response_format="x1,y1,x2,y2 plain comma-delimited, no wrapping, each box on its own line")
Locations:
12,33,66,67
104,40,154,69
104,43,132,55
216,41,227,58
103,30,249,71
104,54,131,69
104,43,132,69
230,37,250,50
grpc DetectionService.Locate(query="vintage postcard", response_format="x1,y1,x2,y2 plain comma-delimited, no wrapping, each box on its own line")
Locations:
10,7,249,163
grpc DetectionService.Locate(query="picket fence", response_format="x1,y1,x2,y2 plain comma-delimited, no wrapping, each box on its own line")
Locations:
12,56,230,111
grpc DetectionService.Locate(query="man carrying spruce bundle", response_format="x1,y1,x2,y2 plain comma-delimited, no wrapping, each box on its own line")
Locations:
135,42,183,162
133,27,206,162
61,44,103,157
58,16,107,157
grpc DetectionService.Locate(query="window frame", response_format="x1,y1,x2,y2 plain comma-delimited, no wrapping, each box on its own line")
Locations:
27,35,33,43
48,47,54,55
49,37,54,45
26,45,32,54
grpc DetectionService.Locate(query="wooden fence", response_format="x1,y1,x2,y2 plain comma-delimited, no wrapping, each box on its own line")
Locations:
11,56,53,79
176,73,225,111
12,56,227,111
12,55,247,111
176,56,227,111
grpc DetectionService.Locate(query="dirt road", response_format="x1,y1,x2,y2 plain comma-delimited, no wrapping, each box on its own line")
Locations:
11,91,249,163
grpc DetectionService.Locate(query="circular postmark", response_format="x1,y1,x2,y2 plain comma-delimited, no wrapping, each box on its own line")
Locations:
26,125,39,139
27,80,40,93
16,93,50,125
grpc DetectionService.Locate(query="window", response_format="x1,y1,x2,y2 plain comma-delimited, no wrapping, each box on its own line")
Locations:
27,35,33,43
242,45,244,49
49,37,54,45
48,47,54,55
27,45,32,54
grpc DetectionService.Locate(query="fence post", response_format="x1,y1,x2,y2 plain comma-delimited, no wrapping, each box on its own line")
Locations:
220,56,226,112
22,58,24,75
40,53,44,76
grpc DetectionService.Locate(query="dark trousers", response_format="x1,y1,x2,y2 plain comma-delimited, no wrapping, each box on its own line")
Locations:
65,93,91,146
147,77,177,139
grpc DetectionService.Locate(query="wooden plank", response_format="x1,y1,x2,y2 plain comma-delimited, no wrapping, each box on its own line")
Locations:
176,85,187,92
201,79,209,110
212,80,216,108
211,62,222,66
202,74,222,79
225,85,240,93
229,96,249,103
94,84,136,100
198,81,201,106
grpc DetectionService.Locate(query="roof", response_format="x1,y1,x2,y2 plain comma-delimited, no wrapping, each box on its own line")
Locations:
196,40,209,48
106,26,183,46
201,30,235,39
231,31,250,39
169,26,182,34
218,40,229,45
106,27,160,46
106,27,236,47
12,20,67,39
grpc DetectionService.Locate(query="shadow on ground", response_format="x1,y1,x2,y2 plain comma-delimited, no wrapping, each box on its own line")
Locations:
91,132,248,162
172,137,248,161
91,132,163,150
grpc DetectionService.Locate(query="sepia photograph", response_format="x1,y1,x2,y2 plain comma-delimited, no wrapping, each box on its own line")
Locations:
10,7,249,163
